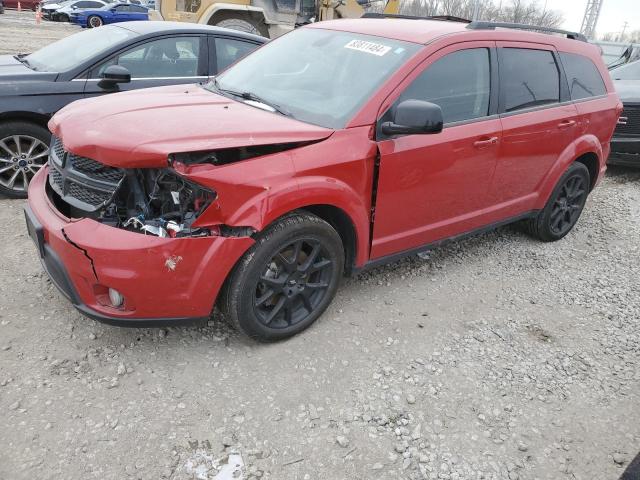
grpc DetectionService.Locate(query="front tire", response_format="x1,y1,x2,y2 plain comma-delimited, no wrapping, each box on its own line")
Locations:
524,162,590,242
0,121,51,199
212,12,268,37
220,212,344,342
87,15,103,27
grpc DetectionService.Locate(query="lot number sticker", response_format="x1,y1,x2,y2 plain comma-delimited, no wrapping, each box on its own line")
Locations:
344,39,391,56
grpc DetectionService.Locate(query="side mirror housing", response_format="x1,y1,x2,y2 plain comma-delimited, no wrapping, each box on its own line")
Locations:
98,65,131,90
381,100,444,136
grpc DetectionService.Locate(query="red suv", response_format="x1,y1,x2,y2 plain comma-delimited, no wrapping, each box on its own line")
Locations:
26,17,621,341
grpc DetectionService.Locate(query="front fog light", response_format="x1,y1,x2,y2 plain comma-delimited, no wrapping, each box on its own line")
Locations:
108,288,124,308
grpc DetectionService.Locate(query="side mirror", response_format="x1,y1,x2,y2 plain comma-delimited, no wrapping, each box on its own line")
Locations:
98,65,131,90
381,100,444,136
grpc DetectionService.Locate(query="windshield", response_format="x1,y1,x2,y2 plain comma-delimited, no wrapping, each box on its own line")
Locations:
612,60,640,80
24,25,136,72
211,28,421,129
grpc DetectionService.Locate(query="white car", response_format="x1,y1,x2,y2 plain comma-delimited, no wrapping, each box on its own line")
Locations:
43,0,108,21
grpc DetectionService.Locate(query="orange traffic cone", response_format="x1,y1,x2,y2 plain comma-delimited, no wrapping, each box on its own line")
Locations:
17,1,21,11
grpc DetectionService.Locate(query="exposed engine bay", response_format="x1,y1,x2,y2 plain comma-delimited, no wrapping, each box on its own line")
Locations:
98,169,216,238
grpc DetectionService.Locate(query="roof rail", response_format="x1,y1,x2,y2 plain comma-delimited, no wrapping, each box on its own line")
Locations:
361,13,471,23
466,21,587,42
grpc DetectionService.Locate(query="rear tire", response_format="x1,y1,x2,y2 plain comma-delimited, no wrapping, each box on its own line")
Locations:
87,14,103,27
219,212,344,342
0,121,51,199
212,12,267,37
524,162,590,242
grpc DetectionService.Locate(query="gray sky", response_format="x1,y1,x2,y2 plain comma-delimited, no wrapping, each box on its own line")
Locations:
550,0,639,36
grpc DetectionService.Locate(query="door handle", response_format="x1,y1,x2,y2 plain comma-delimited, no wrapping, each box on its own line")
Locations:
473,136,498,148
558,120,576,129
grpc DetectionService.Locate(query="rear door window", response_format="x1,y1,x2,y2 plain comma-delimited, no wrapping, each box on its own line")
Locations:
500,48,560,113
560,52,607,99
214,37,259,73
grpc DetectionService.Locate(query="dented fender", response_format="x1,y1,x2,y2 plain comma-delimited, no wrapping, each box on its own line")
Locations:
177,128,377,267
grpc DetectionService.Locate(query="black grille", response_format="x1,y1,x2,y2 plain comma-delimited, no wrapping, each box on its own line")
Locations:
52,136,65,162
67,182,113,206
47,138,123,212
615,104,640,136
69,154,124,183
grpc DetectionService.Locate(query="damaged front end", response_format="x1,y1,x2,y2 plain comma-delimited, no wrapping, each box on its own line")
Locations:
47,136,215,238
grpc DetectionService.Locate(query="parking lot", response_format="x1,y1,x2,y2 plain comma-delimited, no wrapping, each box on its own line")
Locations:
1,9,640,480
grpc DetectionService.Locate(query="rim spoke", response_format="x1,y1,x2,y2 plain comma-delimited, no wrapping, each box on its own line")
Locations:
255,288,275,307
0,140,15,157
300,291,313,313
26,138,38,157
0,157,13,165
30,149,50,161
264,296,286,325
260,275,285,291
299,243,321,272
6,169,21,188
550,208,563,221
283,305,292,325
570,189,585,202
305,282,329,290
309,259,331,274
21,170,29,190
0,165,15,174
276,252,296,273
12,136,22,156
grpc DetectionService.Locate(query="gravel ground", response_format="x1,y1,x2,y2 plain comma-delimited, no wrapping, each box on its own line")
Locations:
1,11,640,480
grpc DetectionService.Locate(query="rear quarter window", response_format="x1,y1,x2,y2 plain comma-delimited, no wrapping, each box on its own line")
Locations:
560,52,607,100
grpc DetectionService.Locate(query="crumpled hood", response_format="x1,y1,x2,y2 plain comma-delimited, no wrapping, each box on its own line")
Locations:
613,79,640,103
49,83,334,168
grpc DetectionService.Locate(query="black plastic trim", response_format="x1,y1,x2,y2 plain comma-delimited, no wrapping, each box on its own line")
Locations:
357,210,538,273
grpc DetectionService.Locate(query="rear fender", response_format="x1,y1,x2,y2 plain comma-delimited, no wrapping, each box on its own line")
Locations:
535,134,603,209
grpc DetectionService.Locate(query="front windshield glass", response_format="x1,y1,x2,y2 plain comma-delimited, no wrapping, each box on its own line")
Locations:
25,24,136,72
612,60,640,80
211,28,421,129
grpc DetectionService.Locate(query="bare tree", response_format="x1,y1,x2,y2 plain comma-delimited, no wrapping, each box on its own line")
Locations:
379,0,564,29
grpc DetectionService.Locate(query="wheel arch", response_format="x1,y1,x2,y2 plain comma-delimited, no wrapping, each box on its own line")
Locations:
536,134,604,209
574,151,599,191
0,111,51,130
200,3,266,27
298,204,358,275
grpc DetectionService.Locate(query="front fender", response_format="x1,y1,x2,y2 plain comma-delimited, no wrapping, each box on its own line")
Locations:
535,134,603,210
199,2,265,25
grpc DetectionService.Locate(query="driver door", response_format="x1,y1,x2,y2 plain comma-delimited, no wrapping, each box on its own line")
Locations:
83,35,208,97
371,42,502,259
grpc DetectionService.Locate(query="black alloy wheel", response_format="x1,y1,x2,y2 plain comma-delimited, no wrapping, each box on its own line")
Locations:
548,174,587,237
524,162,591,242
253,238,334,329
219,212,344,342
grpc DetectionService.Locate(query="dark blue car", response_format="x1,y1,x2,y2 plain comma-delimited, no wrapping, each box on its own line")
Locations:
70,2,148,28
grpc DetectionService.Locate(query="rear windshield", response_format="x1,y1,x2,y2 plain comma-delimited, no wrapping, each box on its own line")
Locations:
25,25,137,72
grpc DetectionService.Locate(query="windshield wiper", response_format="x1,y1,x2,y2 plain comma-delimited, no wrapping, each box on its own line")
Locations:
14,55,36,71
211,78,293,118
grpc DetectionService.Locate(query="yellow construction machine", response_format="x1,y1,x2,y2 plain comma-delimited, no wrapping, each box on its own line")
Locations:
150,0,400,38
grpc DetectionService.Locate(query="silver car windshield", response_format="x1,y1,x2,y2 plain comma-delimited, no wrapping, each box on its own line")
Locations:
211,28,421,129
25,25,136,72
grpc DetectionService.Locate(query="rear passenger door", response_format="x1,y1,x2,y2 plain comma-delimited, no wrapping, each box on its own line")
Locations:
208,35,262,75
371,42,502,259
488,42,578,210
